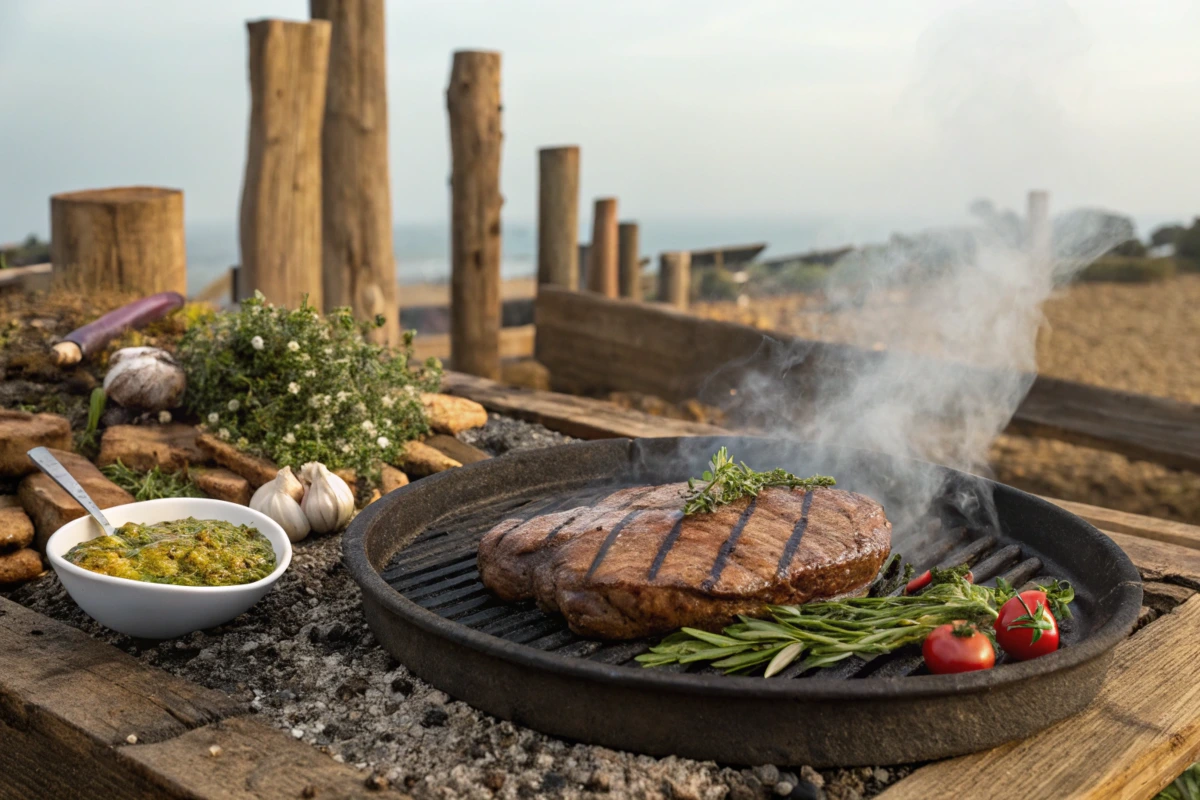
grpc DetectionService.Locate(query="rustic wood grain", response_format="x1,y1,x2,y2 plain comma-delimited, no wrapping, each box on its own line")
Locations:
537,146,580,290
1104,531,1200,590
441,370,724,440
423,434,489,465
534,287,1200,471
446,50,503,379
1046,496,1200,551
878,595,1200,800
311,0,400,346
239,19,330,309
50,187,186,295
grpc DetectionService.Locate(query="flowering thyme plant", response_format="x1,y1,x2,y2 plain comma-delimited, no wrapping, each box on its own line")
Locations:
176,293,441,478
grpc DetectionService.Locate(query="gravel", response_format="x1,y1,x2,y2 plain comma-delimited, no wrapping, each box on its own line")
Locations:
3,415,910,799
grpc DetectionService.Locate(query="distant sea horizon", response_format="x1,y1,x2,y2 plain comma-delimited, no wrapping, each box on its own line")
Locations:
185,213,1184,296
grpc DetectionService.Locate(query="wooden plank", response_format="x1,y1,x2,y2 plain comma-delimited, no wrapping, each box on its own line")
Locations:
0,261,52,291
1103,531,1200,590
878,595,1200,800
412,324,534,363
534,287,1200,471
0,596,408,798
441,370,724,440
1044,496,1200,551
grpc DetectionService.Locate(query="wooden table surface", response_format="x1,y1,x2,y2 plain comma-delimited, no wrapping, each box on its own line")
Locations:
4,372,1197,799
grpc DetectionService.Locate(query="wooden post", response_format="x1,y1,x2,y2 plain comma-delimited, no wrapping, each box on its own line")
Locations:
577,243,590,288
586,198,618,297
239,19,330,310
617,221,640,299
50,187,185,294
1028,190,1051,274
537,146,580,290
658,251,690,309
310,0,400,344
446,50,503,379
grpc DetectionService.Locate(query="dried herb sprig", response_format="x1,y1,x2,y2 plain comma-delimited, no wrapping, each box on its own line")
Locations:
681,447,835,516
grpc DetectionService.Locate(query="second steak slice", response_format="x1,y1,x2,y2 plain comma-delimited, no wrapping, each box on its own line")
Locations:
477,483,892,640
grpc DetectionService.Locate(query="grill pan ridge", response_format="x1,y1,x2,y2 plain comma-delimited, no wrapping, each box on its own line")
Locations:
345,437,1142,766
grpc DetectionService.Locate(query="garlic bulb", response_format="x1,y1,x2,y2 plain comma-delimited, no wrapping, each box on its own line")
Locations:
300,462,355,533
250,470,311,542
103,347,186,411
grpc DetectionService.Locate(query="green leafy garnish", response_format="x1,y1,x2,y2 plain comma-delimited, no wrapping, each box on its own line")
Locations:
100,461,205,502
681,447,835,516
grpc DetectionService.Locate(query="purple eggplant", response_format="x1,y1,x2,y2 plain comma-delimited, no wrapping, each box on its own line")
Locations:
51,291,185,366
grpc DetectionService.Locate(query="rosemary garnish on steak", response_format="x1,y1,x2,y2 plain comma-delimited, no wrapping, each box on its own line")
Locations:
681,447,836,516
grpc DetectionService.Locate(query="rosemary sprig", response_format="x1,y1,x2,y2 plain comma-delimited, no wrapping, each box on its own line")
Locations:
681,447,835,516
637,573,1076,677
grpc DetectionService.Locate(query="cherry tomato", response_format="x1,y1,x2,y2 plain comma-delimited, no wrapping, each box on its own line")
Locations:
922,621,995,674
905,569,973,595
995,590,1059,660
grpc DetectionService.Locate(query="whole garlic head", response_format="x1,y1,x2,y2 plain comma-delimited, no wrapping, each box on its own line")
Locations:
300,462,355,533
250,469,311,542
103,347,187,411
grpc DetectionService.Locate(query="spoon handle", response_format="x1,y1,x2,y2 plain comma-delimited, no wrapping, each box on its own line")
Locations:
26,447,118,538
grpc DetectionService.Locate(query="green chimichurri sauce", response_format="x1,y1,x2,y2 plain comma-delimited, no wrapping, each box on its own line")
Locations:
64,517,276,587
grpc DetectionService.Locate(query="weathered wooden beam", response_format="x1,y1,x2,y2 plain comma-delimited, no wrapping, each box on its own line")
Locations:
51,187,186,295
533,287,1200,472
537,146,580,290
618,222,640,299
0,596,408,799
879,594,1200,800
446,50,503,379
586,198,618,297
239,19,330,310
311,0,401,345
1044,496,1200,551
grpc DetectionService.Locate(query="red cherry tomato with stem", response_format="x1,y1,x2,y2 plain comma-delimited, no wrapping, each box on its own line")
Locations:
995,590,1059,660
922,620,995,674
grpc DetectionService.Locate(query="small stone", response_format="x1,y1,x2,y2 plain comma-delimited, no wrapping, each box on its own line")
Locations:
380,464,409,494
0,409,71,478
483,771,506,791
534,752,554,769
364,773,389,791
18,449,133,549
0,548,43,584
873,767,890,784
336,676,370,700
775,781,795,796
196,432,278,487
787,781,821,800
390,676,414,696
396,440,461,478
421,707,449,727
541,772,566,791
208,745,222,757
126,734,138,744
192,467,252,505
754,764,781,786
729,785,758,800
0,506,35,551
800,767,824,789
780,771,799,787
421,393,489,434
291,728,304,739
586,770,613,792
96,424,205,473
239,640,260,653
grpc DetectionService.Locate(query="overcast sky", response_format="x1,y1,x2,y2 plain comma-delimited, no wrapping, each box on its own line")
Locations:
1,0,1197,241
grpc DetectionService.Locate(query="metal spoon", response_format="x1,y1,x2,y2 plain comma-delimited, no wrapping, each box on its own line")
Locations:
26,446,118,537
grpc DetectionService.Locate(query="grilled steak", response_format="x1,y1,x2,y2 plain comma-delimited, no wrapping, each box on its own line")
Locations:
477,483,891,640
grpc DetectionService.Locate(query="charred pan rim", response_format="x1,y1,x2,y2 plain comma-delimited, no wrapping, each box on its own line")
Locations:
345,437,1143,702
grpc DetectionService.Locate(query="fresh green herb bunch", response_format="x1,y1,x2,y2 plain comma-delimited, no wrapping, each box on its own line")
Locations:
176,293,441,477
682,447,836,515
101,461,205,502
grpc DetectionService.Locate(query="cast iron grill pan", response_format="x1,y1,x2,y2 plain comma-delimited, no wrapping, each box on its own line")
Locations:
345,437,1142,766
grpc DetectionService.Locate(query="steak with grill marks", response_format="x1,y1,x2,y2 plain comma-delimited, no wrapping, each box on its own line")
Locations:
476,483,892,640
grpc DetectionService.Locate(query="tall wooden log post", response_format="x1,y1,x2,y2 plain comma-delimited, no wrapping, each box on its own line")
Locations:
50,187,186,294
537,146,580,290
617,222,640,299
447,51,503,379
1028,189,1051,274
240,19,330,310
310,0,400,344
658,251,691,309
586,198,618,297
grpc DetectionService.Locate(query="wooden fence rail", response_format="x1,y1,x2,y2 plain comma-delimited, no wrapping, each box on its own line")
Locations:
533,286,1200,472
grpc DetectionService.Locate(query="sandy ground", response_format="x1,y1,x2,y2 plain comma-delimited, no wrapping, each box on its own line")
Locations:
693,275,1200,524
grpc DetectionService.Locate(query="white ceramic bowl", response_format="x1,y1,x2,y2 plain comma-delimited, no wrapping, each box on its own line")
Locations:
46,497,292,639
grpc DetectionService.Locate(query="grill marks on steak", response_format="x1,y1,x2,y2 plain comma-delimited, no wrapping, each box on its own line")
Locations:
477,483,892,640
